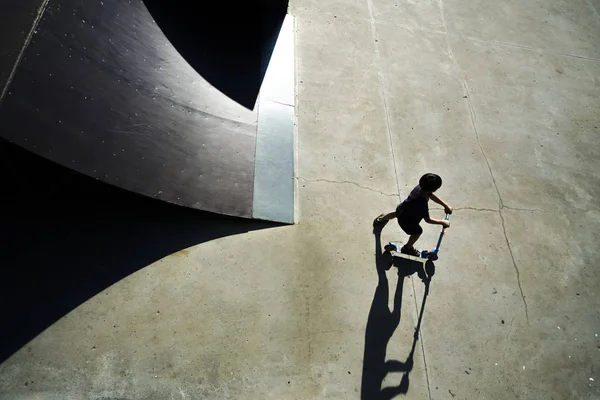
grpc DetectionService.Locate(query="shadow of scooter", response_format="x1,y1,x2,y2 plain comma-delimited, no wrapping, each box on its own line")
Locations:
362,222,436,399
382,258,435,398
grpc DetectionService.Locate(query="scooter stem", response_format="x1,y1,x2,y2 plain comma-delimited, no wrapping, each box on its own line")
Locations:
432,213,451,253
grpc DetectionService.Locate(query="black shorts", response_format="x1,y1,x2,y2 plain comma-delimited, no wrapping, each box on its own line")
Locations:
398,219,423,235
395,204,423,235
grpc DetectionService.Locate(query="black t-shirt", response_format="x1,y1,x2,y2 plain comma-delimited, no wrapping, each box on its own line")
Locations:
396,185,430,224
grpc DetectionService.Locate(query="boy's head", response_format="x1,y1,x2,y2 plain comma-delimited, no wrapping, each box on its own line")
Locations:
419,173,442,193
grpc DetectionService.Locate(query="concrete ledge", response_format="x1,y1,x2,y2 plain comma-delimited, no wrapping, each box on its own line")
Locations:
253,15,295,223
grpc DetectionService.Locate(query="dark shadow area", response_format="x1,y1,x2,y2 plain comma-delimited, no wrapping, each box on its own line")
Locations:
361,221,435,399
0,139,279,364
142,0,289,109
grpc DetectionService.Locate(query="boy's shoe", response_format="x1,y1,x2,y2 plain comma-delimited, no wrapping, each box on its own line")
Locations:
400,245,420,257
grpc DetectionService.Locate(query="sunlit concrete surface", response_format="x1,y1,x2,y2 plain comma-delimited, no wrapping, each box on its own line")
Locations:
1,0,600,399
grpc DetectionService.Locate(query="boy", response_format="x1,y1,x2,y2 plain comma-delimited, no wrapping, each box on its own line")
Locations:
374,173,452,256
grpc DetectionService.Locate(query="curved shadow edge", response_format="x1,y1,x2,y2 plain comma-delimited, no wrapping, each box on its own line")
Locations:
0,139,281,364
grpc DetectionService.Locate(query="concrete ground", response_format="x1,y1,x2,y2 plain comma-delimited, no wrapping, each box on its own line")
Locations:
1,0,600,399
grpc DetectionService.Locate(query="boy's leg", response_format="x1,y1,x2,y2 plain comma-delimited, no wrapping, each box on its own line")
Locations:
375,211,396,223
399,224,423,256
405,234,420,248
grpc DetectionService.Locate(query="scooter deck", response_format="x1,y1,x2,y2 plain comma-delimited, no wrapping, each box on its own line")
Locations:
383,213,449,261
384,242,435,260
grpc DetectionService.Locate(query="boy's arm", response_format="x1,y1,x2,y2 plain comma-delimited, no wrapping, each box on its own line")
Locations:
424,216,450,228
430,193,453,214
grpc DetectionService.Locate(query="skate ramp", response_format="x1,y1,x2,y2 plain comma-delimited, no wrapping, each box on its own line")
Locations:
0,0,295,223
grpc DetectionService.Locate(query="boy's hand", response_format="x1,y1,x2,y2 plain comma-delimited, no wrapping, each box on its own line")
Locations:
444,204,453,215
441,220,450,229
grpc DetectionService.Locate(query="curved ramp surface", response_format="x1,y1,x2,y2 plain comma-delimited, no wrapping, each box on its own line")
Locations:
0,0,295,223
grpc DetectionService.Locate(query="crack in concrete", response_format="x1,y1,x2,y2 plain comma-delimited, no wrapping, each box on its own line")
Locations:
297,177,398,197
365,0,402,199
503,316,516,367
499,210,530,323
307,293,312,372
454,206,499,213
502,205,542,213
410,275,432,400
586,0,600,26
440,19,530,323
462,34,600,62
455,205,541,213
507,316,516,343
